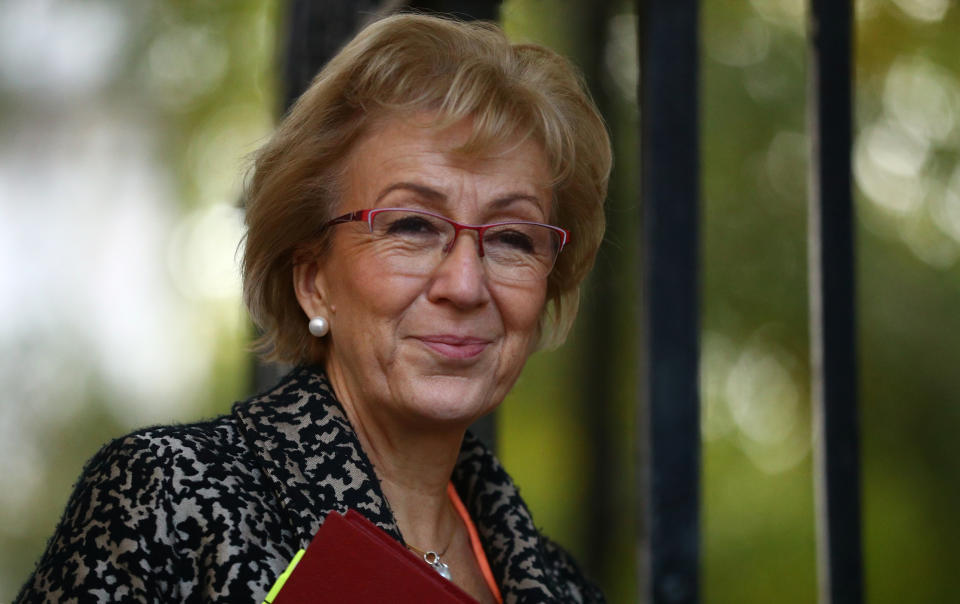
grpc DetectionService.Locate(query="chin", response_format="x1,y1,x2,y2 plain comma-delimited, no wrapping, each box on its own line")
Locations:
399,374,501,427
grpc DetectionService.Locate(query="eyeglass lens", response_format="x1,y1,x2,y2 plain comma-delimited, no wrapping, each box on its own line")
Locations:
368,209,561,282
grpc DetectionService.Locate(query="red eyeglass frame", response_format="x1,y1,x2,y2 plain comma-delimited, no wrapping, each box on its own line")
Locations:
322,207,571,258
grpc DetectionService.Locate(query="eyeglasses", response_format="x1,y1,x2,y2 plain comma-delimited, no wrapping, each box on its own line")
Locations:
322,208,569,282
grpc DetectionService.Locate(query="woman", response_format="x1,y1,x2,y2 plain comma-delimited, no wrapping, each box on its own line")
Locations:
17,13,610,603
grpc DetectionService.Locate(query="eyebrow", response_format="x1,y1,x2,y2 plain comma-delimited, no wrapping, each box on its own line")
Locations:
375,182,445,205
374,181,546,214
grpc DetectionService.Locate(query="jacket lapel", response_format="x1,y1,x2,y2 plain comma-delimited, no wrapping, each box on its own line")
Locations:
453,433,560,601
232,366,402,549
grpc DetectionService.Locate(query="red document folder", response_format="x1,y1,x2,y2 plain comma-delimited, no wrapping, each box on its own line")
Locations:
271,509,480,603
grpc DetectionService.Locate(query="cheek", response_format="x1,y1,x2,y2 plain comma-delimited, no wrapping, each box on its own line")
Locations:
326,251,423,333
496,285,547,341
340,274,423,325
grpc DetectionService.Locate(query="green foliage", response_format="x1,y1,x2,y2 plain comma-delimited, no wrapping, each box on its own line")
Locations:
0,1,271,599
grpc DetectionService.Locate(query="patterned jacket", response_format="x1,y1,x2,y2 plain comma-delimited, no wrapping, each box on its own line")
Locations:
17,366,604,603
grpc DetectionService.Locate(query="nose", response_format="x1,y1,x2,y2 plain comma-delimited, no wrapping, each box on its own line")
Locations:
426,230,490,309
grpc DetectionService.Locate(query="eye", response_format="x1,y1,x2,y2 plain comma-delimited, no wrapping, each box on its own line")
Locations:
383,214,440,236
487,228,536,253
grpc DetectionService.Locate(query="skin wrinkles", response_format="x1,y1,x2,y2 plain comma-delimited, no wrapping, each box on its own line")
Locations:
293,113,552,604
373,181,547,223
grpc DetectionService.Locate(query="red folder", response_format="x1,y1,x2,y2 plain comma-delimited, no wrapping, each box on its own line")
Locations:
271,509,480,603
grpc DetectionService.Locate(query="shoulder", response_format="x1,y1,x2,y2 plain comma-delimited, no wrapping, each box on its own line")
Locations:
48,414,246,536
17,414,288,602
72,415,250,509
539,537,607,604
15,420,222,602
90,414,243,470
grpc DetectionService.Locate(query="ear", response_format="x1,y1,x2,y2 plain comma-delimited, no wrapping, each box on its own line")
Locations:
293,256,335,321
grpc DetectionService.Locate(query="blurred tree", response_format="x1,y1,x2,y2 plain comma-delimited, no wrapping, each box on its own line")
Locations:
0,1,275,598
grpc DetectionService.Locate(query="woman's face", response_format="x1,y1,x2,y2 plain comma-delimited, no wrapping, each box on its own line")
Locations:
299,115,552,430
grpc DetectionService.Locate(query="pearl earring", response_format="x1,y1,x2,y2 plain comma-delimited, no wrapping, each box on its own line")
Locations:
308,316,329,337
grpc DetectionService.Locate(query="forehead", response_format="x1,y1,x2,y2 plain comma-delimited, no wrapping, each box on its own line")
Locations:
341,114,553,217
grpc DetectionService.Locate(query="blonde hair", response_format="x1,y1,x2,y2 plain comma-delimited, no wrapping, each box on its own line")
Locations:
243,13,611,364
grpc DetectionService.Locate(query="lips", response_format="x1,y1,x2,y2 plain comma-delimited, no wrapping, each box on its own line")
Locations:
415,335,491,360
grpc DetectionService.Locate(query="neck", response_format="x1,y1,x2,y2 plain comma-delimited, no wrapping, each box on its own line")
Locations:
326,368,466,550
366,423,463,545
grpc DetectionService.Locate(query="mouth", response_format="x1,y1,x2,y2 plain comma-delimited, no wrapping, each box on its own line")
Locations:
415,335,492,360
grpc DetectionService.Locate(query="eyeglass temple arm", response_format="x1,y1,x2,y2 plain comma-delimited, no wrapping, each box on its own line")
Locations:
324,210,367,228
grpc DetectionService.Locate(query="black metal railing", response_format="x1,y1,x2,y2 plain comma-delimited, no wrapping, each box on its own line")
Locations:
807,1,863,602
638,1,701,602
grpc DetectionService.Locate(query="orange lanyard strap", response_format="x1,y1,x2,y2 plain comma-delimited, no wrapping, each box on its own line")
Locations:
447,483,504,604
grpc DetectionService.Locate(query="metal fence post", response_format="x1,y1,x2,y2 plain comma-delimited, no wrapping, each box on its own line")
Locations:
807,1,864,602
638,0,701,602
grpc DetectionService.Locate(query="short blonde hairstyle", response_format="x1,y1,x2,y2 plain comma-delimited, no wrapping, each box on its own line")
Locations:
243,13,611,364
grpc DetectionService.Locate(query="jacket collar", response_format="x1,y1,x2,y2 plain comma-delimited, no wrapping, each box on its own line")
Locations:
233,366,402,546
233,365,563,601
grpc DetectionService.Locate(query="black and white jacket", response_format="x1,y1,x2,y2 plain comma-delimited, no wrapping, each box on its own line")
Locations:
17,366,603,603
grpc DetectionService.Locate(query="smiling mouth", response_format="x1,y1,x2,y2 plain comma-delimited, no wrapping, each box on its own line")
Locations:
416,335,491,360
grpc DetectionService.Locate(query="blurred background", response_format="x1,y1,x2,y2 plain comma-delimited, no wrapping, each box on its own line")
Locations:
1,0,958,602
